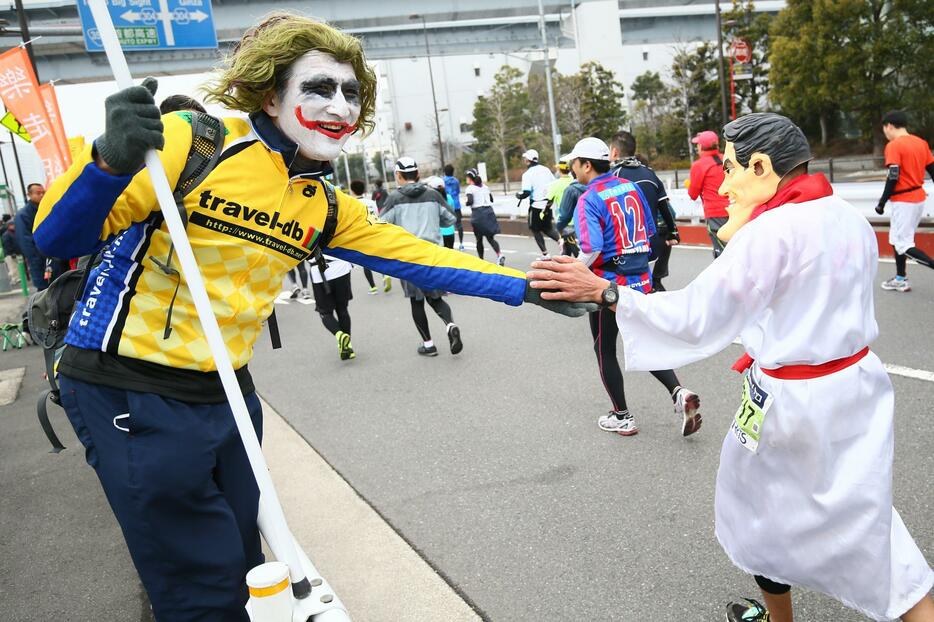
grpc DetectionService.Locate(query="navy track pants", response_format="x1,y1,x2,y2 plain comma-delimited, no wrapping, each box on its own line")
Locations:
59,375,264,622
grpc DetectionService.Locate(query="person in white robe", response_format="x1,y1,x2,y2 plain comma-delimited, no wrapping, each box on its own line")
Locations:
526,113,934,622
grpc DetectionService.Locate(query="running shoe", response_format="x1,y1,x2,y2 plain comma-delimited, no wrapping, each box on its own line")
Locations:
497,254,506,267
368,286,378,295
289,285,300,299
726,598,770,621
458,244,465,251
673,386,702,437
597,411,638,436
536,253,551,261
447,324,463,355
383,275,392,292
301,288,312,300
335,331,355,360
880,277,910,292
417,344,438,357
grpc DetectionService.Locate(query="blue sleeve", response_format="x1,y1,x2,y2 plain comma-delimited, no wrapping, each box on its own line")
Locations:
33,161,133,259
556,187,579,231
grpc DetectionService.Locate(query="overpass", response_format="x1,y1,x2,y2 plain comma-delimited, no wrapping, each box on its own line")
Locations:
1,0,784,83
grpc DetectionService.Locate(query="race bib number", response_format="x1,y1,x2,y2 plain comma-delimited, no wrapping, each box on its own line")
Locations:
730,372,773,453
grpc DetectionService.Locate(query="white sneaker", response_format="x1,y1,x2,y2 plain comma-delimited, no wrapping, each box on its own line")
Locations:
673,387,702,437
497,255,506,267
536,253,551,261
289,285,300,299
597,411,638,436
880,277,910,292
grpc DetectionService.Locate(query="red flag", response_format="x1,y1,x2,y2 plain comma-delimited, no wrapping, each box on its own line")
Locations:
0,47,67,181
39,83,71,167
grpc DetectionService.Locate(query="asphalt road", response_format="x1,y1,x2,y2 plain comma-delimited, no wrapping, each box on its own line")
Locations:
250,235,934,622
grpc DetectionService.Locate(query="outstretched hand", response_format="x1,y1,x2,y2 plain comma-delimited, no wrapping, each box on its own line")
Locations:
526,255,609,304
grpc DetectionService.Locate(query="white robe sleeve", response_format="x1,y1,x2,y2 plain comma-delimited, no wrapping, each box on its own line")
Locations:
616,222,789,371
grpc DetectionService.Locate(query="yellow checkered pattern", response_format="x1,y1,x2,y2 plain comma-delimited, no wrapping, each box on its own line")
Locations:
119,228,288,371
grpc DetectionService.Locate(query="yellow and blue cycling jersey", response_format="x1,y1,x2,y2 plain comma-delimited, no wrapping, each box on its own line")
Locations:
35,111,527,375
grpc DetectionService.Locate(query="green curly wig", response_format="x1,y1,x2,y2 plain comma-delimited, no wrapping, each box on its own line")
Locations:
204,12,377,133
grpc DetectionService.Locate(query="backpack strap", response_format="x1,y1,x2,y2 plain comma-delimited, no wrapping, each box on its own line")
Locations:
310,180,340,295
267,309,281,350
37,348,66,453
150,112,226,339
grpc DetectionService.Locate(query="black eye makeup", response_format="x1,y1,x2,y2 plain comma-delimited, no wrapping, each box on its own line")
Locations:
299,75,361,105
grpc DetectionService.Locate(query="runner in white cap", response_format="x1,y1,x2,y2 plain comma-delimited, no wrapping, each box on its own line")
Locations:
516,149,560,258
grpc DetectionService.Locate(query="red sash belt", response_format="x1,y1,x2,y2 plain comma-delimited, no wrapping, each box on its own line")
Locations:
731,347,870,380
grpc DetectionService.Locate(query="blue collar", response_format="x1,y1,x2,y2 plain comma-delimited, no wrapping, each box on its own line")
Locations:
248,111,333,178
587,171,616,187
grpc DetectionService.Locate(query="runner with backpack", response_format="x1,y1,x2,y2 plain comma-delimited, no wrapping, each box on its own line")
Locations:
29,14,594,621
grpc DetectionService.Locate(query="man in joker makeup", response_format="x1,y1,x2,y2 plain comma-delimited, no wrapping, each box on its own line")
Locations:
32,13,592,622
527,113,934,622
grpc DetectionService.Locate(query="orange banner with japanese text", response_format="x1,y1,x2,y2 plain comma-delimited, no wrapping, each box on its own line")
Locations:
39,83,71,168
0,47,67,182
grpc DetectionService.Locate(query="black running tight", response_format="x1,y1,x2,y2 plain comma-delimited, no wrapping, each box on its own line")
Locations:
754,575,790,595
443,233,455,249
475,234,500,259
532,228,560,254
894,246,934,277
588,307,680,411
287,262,308,288
410,296,453,342
363,268,376,288
319,305,351,336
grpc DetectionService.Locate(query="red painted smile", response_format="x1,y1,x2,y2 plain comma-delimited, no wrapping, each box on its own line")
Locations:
295,107,356,139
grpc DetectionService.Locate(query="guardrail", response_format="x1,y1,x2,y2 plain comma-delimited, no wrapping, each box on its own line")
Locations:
480,179,934,225
658,156,888,188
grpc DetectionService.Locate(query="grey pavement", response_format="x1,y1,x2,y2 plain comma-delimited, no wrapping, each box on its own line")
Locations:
0,236,932,621
252,236,934,621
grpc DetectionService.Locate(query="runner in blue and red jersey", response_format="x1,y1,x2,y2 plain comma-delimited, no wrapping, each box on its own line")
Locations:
569,137,701,438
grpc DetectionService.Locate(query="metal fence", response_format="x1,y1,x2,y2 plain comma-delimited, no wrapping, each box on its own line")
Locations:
657,156,887,189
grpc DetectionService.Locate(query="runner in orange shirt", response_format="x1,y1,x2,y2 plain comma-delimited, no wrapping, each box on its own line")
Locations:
875,110,934,292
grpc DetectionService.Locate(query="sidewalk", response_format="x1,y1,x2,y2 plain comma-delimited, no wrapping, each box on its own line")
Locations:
0,335,481,621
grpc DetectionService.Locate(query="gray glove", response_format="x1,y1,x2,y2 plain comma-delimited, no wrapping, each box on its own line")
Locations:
523,280,598,318
96,77,164,175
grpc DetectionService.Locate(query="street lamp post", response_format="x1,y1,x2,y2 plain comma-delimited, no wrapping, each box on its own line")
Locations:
714,0,729,129
537,0,561,165
410,14,446,171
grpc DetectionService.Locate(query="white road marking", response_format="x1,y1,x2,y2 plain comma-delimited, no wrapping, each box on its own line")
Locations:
884,364,934,383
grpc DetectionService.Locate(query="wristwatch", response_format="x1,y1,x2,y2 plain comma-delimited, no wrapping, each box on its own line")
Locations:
600,281,619,308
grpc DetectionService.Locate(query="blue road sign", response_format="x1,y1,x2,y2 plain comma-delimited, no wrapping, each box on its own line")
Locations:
77,0,218,52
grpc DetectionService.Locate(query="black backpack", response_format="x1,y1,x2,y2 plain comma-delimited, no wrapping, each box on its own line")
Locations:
28,112,339,452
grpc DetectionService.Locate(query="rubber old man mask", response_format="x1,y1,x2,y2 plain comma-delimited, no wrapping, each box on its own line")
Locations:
715,143,781,242
263,51,361,161
715,113,813,243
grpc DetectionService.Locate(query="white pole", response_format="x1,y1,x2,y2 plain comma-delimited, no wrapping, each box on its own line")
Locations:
86,4,349,620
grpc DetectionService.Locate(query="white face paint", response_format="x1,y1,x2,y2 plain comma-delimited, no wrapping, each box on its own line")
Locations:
263,51,362,161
